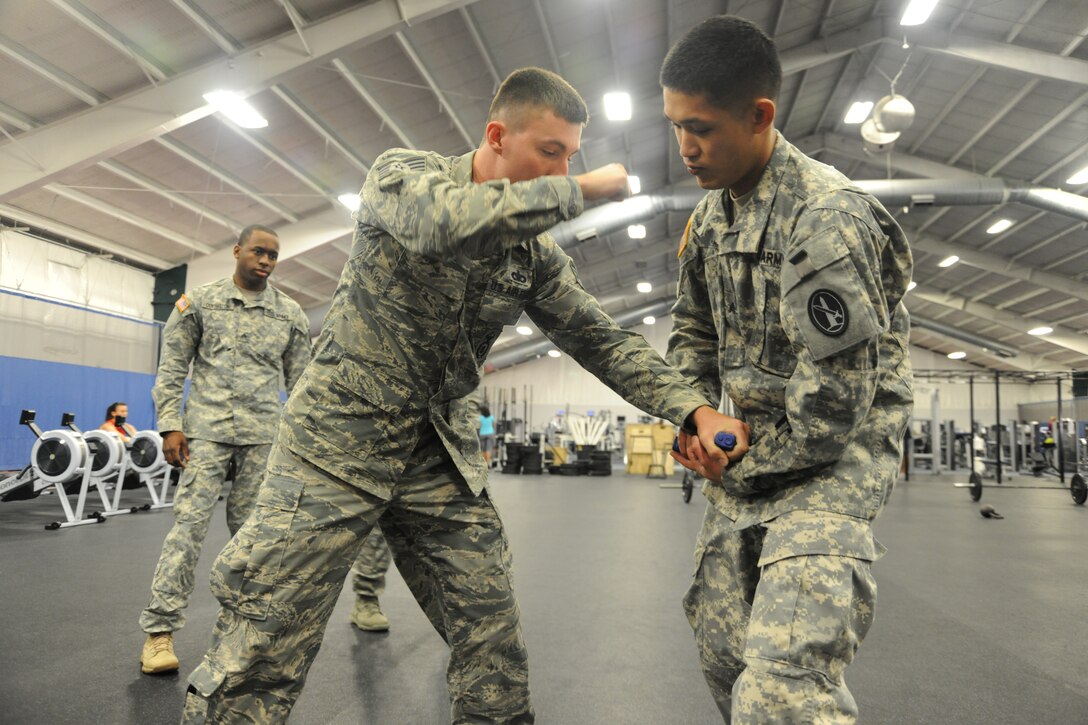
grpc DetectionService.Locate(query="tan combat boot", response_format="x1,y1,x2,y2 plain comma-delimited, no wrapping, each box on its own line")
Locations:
141,632,180,674
350,598,390,632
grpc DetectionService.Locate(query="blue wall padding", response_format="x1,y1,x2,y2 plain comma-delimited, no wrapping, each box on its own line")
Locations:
0,355,156,470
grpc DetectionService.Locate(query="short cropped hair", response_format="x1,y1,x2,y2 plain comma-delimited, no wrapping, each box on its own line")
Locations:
660,15,781,115
238,224,277,247
105,402,126,420
487,67,589,131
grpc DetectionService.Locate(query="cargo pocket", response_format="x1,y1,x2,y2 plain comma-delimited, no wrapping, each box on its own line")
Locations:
235,475,305,621
746,552,876,684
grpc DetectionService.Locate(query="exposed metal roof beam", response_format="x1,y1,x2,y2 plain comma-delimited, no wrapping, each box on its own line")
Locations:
330,58,417,149
0,34,106,106
532,0,563,74
45,0,170,81
0,203,170,270
807,133,979,179
913,26,1088,87
0,102,35,132
910,235,1088,306
97,160,239,234
0,93,243,241
291,255,342,282
0,0,476,200
393,32,475,149
44,184,215,253
781,16,886,76
270,86,370,174
218,120,337,202
459,6,501,90
153,137,299,223
166,0,237,53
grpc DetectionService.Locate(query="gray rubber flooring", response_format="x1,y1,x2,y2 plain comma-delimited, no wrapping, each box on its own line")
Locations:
0,469,1085,724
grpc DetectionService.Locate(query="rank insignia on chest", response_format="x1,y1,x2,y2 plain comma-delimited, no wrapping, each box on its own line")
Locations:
807,289,848,337
175,294,191,314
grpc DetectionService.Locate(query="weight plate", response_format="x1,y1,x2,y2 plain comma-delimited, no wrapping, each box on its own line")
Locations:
1071,474,1087,506
969,472,983,502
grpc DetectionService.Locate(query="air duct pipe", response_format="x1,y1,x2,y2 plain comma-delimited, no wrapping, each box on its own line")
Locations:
545,190,705,249
485,297,674,371
855,179,1088,222
911,315,1018,359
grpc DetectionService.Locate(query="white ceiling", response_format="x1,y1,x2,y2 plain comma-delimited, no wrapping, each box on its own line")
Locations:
1,0,1087,371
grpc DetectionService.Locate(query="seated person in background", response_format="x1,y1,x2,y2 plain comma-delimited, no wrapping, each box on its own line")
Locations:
100,401,138,442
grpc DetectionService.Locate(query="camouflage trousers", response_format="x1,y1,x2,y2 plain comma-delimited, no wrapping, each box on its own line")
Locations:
684,505,877,724
181,439,532,725
139,439,271,634
352,527,392,600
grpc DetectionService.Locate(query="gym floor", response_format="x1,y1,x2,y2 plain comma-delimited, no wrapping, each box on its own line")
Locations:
0,469,1085,724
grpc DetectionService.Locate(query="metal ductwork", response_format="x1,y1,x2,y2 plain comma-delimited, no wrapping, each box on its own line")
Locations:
911,315,1019,359
854,179,1088,222
544,190,705,249
484,297,674,371
303,177,1086,353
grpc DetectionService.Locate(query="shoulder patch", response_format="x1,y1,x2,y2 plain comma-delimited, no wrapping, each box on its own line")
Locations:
677,214,694,258
175,294,191,314
807,289,848,337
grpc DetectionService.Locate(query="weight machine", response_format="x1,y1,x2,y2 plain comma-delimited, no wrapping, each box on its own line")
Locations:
2,410,108,529
126,430,174,511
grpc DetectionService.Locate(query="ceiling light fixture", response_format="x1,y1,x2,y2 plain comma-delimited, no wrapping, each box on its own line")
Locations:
986,218,1013,234
938,255,959,268
516,325,532,336
603,92,632,121
907,281,917,291
627,175,641,195
202,90,268,129
642,316,656,325
337,193,360,212
1027,326,1053,336
900,0,939,26
547,349,561,358
1066,165,1088,185
947,351,966,360
843,101,873,124
628,224,646,239
636,281,652,294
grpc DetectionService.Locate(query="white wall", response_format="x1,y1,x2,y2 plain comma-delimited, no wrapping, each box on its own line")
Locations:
481,318,673,430
0,229,158,373
483,313,1071,436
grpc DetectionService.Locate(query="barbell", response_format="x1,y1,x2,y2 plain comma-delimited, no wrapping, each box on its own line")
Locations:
955,471,1087,505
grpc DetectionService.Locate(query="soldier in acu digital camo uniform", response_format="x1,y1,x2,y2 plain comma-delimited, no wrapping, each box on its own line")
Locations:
662,16,914,724
181,67,747,724
138,225,311,676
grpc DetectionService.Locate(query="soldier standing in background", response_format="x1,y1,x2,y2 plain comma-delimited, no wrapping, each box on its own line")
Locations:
181,67,747,724
663,17,914,723
138,224,311,675
348,528,393,632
